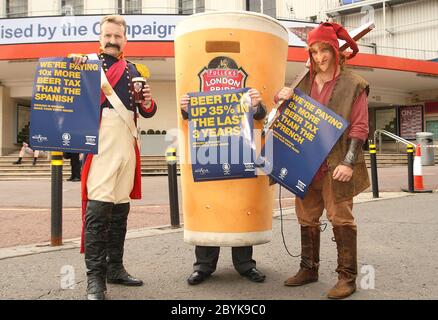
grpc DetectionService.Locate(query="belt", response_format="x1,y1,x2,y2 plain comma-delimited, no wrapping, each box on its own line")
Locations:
102,107,135,118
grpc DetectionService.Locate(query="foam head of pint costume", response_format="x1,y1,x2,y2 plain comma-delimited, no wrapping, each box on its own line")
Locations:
307,22,359,80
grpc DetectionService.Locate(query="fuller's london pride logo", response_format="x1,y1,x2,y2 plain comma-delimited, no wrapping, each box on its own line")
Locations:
198,56,248,92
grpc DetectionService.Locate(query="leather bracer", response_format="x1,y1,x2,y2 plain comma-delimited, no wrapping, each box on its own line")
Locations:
341,138,363,168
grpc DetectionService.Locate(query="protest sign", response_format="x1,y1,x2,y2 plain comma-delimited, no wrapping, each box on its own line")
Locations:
30,57,101,154
188,88,257,181
260,89,349,198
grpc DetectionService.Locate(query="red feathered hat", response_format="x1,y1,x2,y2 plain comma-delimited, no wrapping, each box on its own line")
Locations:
307,22,359,80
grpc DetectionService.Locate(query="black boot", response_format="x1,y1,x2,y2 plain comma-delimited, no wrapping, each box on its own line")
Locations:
84,200,113,300
13,157,22,165
107,203,143,286
32,157,37,165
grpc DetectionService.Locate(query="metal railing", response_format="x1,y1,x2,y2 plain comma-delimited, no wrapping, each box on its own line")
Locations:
373,129,415,153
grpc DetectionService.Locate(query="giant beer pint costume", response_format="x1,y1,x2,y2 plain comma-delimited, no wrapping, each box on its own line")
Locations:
175,11,288,246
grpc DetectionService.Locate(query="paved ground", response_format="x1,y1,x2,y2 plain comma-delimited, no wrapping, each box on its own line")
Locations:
0,166,437,301
0,192,437,301
0,166,437,248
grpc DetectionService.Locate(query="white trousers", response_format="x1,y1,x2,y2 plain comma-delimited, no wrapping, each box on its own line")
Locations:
87,109,136,204
19,143,39,158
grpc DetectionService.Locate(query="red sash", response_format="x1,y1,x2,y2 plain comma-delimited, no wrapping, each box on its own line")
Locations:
99,59,127,104
80,58,142,253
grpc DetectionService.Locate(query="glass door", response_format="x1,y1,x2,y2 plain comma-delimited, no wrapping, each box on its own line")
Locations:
16,104,30,144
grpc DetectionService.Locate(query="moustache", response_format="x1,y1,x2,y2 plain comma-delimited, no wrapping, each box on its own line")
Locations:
105,43,120,50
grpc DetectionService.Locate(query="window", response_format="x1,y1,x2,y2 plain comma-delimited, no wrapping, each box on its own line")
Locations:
117,0,142,14
16,105,30,144
426,120,438,140
245,0,276,18
246,0,260,12
125,0,142,14
179,0,205,14
375,107,397,141
61,0,84,15
118,0,122,14
262,0,276,18
6,0,28,18
341,0,364,5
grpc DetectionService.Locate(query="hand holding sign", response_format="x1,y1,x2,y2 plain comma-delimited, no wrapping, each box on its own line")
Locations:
180,94,190,114
69,54,88,68
247,88,262,107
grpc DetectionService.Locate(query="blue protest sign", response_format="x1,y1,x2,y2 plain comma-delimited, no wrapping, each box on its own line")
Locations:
260,89,349,198
188,88,257,181
29,57,101,154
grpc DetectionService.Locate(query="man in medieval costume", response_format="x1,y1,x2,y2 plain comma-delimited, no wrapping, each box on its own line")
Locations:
276,22,370,299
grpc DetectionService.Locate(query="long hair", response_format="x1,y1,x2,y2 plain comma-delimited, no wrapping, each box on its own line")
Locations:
307,42,347,73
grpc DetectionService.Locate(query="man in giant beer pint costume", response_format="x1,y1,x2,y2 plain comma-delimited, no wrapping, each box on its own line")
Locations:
71,15,157,300
180,89,267,285
175,11,289,286
276,22,370,299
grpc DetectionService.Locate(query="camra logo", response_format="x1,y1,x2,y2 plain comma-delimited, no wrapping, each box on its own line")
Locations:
279,168,288,180
62,132,71,146
85,136,96,146
198,56,248,92
222,162,231,175
296,180,306,192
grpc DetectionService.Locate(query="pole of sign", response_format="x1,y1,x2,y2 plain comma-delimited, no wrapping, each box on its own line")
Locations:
369,144,379,198
166,147,180,228
401,144,417,194
407,144,414,193
51,151,63,246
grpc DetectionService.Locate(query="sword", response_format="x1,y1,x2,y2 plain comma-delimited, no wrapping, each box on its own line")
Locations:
262,21,375,136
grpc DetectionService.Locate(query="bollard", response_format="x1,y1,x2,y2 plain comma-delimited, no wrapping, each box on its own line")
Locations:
369,144,379,198
166,147,180,228
51,151,63,246
407,144,414,193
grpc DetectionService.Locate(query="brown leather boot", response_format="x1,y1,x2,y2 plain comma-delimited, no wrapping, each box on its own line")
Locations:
284,225,320,286
327,226,358,299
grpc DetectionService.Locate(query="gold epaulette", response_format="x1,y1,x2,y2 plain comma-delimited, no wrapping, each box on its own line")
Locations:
67,53,87,58
133,63,150,79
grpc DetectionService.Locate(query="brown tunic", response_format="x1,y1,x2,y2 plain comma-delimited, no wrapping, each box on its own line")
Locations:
297,69,370,203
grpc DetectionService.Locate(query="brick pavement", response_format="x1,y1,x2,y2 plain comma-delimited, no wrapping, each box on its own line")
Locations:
0,166,437,249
